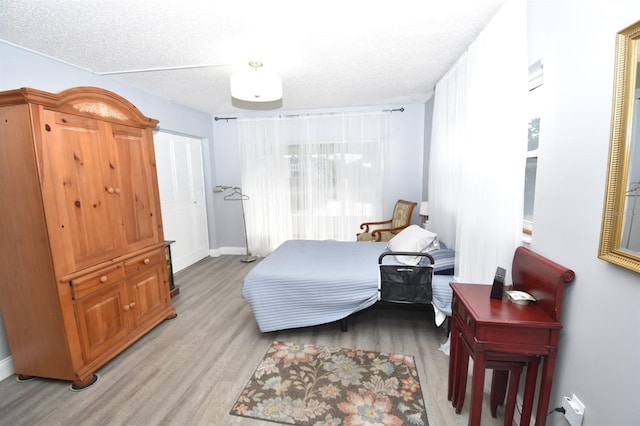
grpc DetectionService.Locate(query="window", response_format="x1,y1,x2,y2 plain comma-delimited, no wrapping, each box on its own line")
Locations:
237,113,387,255
286,140,380,231
524,59,543,236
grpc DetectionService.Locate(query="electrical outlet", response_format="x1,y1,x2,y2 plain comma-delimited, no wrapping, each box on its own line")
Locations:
562,394,585,426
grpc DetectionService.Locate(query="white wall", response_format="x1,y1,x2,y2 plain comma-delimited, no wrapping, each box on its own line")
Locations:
0,41,218,376
527,1,640,424
211,104,426,250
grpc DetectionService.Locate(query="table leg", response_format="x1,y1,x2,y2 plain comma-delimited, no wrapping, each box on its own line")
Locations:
536,351,557,426
490,369,508,417
503,367,522,426
469,349,486,426
455,339,469,414
520,357,539,425
448,317,459,402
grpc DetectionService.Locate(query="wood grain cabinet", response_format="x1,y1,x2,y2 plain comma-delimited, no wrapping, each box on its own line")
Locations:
0,87,176,390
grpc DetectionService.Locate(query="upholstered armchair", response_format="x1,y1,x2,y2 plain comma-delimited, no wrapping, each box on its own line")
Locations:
356,200,417,242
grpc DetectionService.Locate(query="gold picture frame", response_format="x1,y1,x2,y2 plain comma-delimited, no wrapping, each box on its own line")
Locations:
599,19,640,273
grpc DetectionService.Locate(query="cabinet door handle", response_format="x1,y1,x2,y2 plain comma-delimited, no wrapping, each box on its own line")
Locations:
100,276,108,283
123,304,130,312
143,258,150,264
114,188,121,194
129,302,136,309
107,187,115,194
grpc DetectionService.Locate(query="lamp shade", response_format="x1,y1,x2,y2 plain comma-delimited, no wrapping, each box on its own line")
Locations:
230,62,282,102
420,201,428,216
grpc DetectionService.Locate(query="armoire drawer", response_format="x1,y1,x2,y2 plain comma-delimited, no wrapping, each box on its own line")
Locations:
70,264,125,300
125,248,164,275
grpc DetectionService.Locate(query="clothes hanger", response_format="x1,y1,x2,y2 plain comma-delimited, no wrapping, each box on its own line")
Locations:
224,188,249,201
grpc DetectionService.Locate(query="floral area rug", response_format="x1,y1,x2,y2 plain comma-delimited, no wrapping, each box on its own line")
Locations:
230,340,428,425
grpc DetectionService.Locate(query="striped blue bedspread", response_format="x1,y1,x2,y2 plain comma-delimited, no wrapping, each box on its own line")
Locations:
241,239,454,332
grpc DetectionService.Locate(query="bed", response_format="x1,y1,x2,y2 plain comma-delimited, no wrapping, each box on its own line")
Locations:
241,227,456,332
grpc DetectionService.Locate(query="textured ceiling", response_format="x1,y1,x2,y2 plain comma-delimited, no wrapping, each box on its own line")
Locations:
0,0,505,115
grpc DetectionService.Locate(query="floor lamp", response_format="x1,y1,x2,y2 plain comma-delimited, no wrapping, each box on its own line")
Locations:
213,185,257,263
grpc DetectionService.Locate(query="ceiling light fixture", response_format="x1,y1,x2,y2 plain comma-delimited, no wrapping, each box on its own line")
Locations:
230,61,282,102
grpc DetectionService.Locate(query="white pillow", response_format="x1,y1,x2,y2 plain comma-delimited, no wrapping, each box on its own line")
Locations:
387,225,438,265
424,236,440,252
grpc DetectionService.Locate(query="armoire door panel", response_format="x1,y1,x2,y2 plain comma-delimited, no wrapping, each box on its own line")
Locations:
109,124,161,251
126,262,167,329
74,282,129,363
41,110,120,274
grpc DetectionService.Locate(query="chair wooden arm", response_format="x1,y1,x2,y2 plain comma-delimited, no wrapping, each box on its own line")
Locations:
359,219,393,233
357,199,417,242
371,225,411,241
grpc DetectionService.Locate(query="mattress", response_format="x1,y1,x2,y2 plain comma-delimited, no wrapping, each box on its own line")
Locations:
241,239,453,332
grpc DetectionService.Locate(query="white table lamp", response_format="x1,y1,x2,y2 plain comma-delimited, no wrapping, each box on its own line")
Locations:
420,201,429,229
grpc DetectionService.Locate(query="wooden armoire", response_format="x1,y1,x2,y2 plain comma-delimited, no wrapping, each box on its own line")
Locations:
0,87,176,390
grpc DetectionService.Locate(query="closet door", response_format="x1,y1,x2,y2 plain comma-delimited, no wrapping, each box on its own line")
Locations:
154,132,209,272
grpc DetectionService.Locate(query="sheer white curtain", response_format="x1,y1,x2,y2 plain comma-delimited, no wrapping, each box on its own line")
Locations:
238,112,388,256
428,0,528,283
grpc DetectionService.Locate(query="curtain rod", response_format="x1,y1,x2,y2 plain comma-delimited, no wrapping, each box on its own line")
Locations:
214,107,404,122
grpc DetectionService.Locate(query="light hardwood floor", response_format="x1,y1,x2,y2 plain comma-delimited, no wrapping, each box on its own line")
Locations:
0,255,505,426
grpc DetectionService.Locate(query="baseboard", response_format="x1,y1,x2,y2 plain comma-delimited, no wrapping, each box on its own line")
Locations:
0,356,14,382
213,246,249,256
209,248,223,257
172,250,211,273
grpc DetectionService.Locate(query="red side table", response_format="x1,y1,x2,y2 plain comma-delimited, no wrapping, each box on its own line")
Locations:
448,283,562,426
